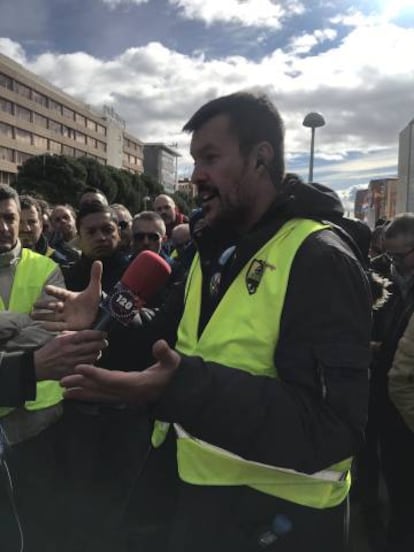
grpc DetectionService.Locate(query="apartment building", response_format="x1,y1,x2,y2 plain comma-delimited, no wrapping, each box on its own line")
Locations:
0,52,143,184
397,118,414,213
143,143,180,193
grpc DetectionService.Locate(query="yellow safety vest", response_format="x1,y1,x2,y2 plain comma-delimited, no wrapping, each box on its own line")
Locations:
0,248,63,416
153,218,352,509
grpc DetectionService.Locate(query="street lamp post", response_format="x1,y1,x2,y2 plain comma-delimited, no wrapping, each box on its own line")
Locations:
302,112,325,183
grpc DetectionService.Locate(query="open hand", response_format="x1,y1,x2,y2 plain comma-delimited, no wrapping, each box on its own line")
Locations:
32,261,102,331
61,339,181,404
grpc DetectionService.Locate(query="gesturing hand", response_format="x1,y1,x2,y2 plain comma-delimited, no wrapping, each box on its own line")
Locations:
32,261,102,331
61,339,181,404
34,329,108,380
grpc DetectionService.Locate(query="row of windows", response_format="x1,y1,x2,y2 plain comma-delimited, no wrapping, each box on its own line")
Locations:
0,145,32,165
0,72,106,135
0,97,106,151
122,152,142,166
0,143,106,165
124,138,141,152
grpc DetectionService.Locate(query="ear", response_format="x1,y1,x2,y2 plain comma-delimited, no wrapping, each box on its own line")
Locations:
254,142,274,171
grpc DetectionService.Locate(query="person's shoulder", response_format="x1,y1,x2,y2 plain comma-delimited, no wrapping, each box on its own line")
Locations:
300,227,359,262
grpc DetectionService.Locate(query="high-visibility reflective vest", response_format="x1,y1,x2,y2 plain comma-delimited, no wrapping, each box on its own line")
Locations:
0,248,63,416
153,218,352,509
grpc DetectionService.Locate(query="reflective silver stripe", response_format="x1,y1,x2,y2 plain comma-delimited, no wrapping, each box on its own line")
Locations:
174,424,346,483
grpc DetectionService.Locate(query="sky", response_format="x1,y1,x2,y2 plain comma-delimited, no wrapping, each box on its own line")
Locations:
1,0,414,209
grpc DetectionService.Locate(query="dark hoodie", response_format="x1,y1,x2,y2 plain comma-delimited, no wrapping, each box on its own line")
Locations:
116,176,372,551
144,175,372,472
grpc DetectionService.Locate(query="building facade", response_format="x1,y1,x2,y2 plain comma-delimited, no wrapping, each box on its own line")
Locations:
397,119,414,214
358,177,399,228
0,52,143,184
143,143,180,193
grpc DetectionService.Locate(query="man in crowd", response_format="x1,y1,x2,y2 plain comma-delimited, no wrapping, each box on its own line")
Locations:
63,203,129,292
153,194,188,253
79,186,109,208
59,201,144,552
132,211,167,258
0,184,105,552
111,203,133,255
50,203,80,263
36,91,371,552
369,213,414,550
19,194,69,266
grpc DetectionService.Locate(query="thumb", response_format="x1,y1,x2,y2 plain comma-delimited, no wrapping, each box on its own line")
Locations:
152,339,181,370
87,261,103,295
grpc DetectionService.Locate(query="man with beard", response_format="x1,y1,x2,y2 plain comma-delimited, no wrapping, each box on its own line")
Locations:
19,195,70,266
153,194,188,254
35,91,371,552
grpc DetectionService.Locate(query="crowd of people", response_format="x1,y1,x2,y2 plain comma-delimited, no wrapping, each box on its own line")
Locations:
0,90,413,552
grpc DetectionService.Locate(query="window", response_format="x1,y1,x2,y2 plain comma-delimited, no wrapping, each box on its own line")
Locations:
48,140,61,153
75,131,86,144
0,73,13,90
97,140,106,152
75,113,86,127
62,106,75,120
123,152,129,164
15,151,32,164
87,136,97,148
15,128,32,144
62,125,74,139
86,119,97,132
97,157,106,165
0,97,13,114
62,145,74,156
15,105,32,122
33,112,48,128
32,134,48,149
0,170,14,184
15,81,31,99
48,120,62,135
74,148,85,158
0,122,13,138
49,99,61,113
32,90,48,107
0,147,14,162
96,124,106,136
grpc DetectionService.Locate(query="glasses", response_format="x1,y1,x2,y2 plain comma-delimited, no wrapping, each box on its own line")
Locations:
385,246,414,263
133,232,161,242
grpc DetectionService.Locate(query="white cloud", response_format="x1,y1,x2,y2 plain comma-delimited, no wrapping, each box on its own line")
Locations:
0,38,27,65
1,12,413,190
169,0,305,28
288,28,337,55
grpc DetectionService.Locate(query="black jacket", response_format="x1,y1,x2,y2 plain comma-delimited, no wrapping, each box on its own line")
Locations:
120,176,371,552
145,175,372,473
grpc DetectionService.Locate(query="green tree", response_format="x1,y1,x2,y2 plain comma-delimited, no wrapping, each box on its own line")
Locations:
76,156,118,203
16,154,87,205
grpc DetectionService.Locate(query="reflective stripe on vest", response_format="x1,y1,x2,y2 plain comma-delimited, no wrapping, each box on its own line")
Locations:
153,218,352,509
0,248,63,416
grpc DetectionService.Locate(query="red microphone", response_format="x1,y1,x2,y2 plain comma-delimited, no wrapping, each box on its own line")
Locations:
93,250,172,330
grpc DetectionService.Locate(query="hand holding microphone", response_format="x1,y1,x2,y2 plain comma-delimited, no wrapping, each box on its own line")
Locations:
32,251,171,332
93,250,172,330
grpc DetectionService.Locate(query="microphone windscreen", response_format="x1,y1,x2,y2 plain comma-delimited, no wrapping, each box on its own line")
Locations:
121,250,172,304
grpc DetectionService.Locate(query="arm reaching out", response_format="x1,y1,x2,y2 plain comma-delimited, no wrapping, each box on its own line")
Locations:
61,339,180,403
31,261,102,331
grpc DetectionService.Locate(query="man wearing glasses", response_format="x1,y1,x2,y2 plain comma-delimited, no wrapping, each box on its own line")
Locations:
371,213,414,550
132,211,167,258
